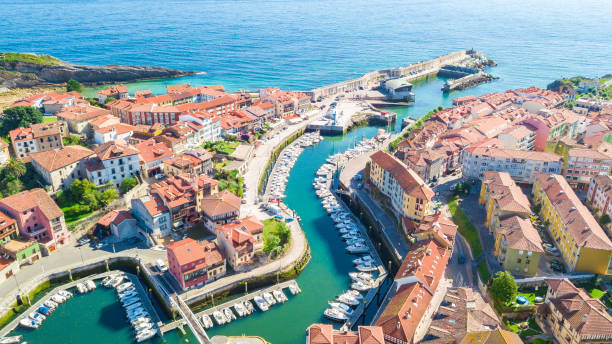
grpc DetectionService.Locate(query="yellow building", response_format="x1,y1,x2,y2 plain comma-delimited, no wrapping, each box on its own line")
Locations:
479,171,532,233
533,174,612,274
493,215,543,275
369,151,434,223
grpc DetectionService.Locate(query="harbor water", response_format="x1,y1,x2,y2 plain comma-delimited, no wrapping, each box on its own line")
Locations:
2,0,611,343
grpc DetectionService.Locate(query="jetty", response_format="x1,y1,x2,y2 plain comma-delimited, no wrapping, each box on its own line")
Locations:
442,71,495,92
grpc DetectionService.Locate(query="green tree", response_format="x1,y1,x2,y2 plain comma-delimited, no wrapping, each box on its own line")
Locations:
489,271,518,304
101,188,118,205
600,214,611,226
2,159,26,180
1,106,43,135
66,79,82,93
120,178,138,192
104,97,117,104
63,135,83,146
263,233,280,253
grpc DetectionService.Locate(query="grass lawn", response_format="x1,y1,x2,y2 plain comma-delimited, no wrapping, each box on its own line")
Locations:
447,196,483,257
205,140,240,155
477,260,491,283
532,339,551,344
42,116,58,123
62,207,93,224
504,317,543,339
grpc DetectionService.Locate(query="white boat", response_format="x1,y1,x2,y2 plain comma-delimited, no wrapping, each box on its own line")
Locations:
101,275,115,287
351,281,372,292
0,335,22,344
43,300,58,310
117,282,133,293
51,294,65,304
263,292,276,305
337,293,359,306
349,272,373,282
233,302,246,317
353,256,373,265
346,244,369,254
329,302,354,315
85,280,96,291
128,312,150,322
272,290,287,303
288,284,300,295
356,262,377,272
253,296,269,311
347,290,364,299
134,321,153,331
76,283,87,294
58,290,72,299
201,314,213,329
212,311,226,325
19,318,39,329
123,298,140,307
131,316,151,325
28,312,45,324
243,300,255,314
135,329,156,342
126,307,145,317
223,308,236,322
324,308,347,322
120,291,137,300
110,276,125,288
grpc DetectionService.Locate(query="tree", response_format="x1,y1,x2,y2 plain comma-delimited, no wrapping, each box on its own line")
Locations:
104,97,117,104
263,233,280,253
101,188,118,205
489,271,518,304
1,106,43,135
600,214,611,227
120,178,138,192
2,159,26,180
66,79,82,93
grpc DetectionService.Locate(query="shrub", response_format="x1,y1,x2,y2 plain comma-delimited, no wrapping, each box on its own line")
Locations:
120,177,138,192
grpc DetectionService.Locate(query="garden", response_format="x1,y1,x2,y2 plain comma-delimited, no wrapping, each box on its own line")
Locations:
214,169,244,197
504,316,544,339
262,218,291,258
204,139,240,155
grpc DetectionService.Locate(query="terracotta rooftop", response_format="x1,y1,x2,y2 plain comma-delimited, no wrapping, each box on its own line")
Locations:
464,145,562,162
98,85,127,96
307,324,385,344
0,188,63,220
166,238,223,267
200,190,241,217
395,239,449,291
498,215,543,252
458,329,523,344
134,139,173,163
137,194,169,217
56,104,110,122
483,171,531,214
535,174,612,250
94,140,139,160
30,145,94,172
370,151,434,200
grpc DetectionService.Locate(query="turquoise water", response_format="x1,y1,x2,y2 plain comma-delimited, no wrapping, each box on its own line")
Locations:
2,0,611,343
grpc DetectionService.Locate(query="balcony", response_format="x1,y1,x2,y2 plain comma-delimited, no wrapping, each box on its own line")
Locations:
26,225,48,236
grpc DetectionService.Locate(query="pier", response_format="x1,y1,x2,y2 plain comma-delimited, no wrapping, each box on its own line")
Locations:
160,280,301,334
442,71,495,92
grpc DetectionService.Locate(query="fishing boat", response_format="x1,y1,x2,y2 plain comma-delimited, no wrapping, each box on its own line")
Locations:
328,302,354,316
272,289,287,303
224,307,236,321
134,321,153,332
135,329,156,342
201,314,213,329
58,290,72,299
51,294,65,304
347,289,364,298
324,308,347,322
19,318,39,329
0,335,22,344
85,280,96,291
120,292,137,301
243,300,255,314
212,311,226,325
128,312,150,322
288,284,300,295
253,296,269,311
233,302,246,317
110,276,125,288
263,292,276,306
101,275,115,287
76,283,87,294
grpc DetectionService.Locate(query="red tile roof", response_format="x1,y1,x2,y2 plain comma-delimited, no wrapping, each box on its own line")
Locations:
166,238,223,267
134,139,173,163
30,145,95,172
370,151,434,200
0,188,63,220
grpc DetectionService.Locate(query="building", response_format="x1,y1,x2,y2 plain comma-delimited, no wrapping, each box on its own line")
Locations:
179,112,221,143
0,210,18,245
0,189,69,253
96,210,139,240
215,217,264,268
0,140,9,166
8,92,86,114
545,137,582,168
373,239,450,344
10,122,67,159
166,238,226,290
462,144,563,184
306,324,385,344
134,139,174,177
29,145,96,192
97,85,128,104
587,175,612,221
219,110,258,137
519,109,586,151
155,122,198,153
200,190,241,230
87,114,121,137
533,174,612,274
479,171,532,232
0,239,41,266
458,330,523,344
497,124,537,150
538,278,612,344
421,287,500,343
369,151,434,222
493,216,543,275
381,77,414,101
55,104,111,135
406,212,458,249
93,123,135,145
131,194,171,238
564,144,612,188
163,153,212,178
85,141,140,188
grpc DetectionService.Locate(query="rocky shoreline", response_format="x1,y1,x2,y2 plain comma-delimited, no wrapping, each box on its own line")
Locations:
0,53,194,89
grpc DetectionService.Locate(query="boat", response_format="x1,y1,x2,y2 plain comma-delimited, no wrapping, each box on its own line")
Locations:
110,276,125,288
329,302,354,315
288,284,300,295
19,318,38,329
101,275,114,287
51,294,65,304
324,308,348,322
337,293,359,306
122,298,140,307
352,256,373,265
272,289,287,303
201,314,213,329
119,289,136,299
37,306,51,316
0,335,22,344
233,302,246,317
243,300,255,314
85,280,96,291
116,282,133,293
43,300,57,310
253,296,269,311
126,307,145,316
347,289,364,299
58,290,72,299
134,321,153,331
263,292,276,306
351,281,372,292
212,311,226,325
28,312,45,324
128,312,150,322
356,262,377,272
346,244,369,254
131,317,151,325
223,307,236,322
120,291,137,300
135,329,156,342
349,272,373,282
76,283,87,294
125,302,143,312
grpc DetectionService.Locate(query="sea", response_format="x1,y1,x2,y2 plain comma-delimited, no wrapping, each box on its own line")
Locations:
1,0,611,343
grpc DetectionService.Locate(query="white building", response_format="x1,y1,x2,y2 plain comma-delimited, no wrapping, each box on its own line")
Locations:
131,194,172,238
462,145,563,184
93,123,135,145
497,124,537,150
179,112,221,143
29,146,96,192
85,141,140,188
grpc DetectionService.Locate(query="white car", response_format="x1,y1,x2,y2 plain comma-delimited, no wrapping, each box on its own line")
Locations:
156,259,168,272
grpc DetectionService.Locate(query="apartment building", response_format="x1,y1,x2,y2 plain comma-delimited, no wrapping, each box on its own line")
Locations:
166,238,226,290
479,171,532,232
55,104,111,134
564,144,612,188
131,194,171,238
306,324,385,344
30,145,96,192
97,85,128,104
494,216,543,275
587,175,612,221
93,123,135,145
85,141,140,188
533,174,612,274
9,122,67,159
369,151,434,223
134,139,174,177
462,144,562,184
215,219,259,268
179,112,221,143
200,190,241,231
498,124,537,150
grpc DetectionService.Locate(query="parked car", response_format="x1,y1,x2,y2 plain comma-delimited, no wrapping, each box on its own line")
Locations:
78,237,91,246
156,259,168,272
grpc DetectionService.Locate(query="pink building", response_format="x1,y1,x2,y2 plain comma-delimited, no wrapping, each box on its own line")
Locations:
166,238,226,290
587,175,612,220
564,146,612,188
0,189,69,254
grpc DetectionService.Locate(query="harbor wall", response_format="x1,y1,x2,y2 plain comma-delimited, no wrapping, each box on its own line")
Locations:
257,128,306,196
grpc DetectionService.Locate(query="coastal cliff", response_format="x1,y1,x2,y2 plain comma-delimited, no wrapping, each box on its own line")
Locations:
0,52,194,89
